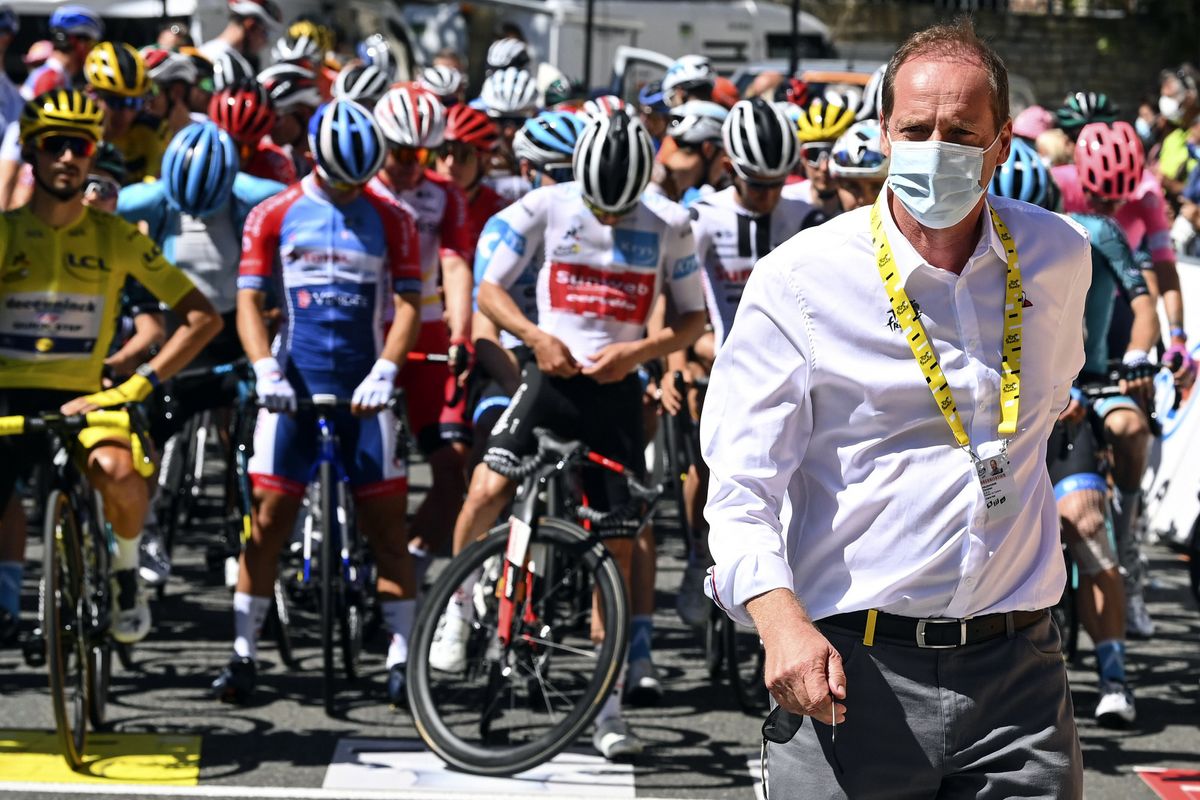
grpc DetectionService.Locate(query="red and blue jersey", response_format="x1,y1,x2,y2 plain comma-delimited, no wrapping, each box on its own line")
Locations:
238,175,421,394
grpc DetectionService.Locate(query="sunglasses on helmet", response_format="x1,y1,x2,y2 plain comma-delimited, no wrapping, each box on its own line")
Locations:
34,134,97,158
800,142,832,167
832,150,886,169
96,92,145,111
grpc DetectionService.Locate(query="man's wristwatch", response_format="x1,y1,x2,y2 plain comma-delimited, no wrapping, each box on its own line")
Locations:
135,363,160,389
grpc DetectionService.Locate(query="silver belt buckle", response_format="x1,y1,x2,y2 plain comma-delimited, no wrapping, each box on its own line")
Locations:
915,618,968,648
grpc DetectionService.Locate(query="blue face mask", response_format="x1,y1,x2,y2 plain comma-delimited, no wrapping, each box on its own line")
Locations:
885,132,1002,229
1135,117,1155,143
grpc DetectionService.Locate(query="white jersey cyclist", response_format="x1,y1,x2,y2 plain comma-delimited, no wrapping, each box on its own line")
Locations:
690,185,824,346
480,180,705,365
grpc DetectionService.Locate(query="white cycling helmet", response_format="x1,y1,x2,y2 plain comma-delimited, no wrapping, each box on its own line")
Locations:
856,64,887,122
211,47,253,93
417,65,465,101
668,100,727,146
357,33,399,83
480,67,539,117
486,38,530,71
272,30,322,65
662,55,715,107
258,62,322,114
374,84,446,148
829,120,888,178
334,63,391,107
574,111,654,215
723,98,799,181
581,94,630,120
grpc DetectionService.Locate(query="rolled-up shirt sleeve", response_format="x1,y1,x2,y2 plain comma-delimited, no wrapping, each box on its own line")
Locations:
701,254,813,626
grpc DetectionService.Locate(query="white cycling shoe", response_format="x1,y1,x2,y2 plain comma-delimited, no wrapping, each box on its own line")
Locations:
428,613,470,673
1095,681,1136,727
1125,592,1156,639
593,717,644,760
111,568,151,645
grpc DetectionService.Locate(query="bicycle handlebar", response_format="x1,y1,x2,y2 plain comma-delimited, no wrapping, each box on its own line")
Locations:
0,406,155,477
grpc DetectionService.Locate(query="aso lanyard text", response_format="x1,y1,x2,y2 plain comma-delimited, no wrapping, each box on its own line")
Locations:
869,197,1023,451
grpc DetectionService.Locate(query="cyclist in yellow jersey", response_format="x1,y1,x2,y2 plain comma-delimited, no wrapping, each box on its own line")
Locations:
0,89,221,646
84,42,163,183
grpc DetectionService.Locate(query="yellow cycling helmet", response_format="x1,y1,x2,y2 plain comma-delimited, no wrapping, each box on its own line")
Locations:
288,20,334,55
795,98,857,144
19,89,105,143
84,41,152,98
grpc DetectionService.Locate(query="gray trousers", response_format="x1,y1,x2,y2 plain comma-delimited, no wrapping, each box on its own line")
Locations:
764,614,1083,800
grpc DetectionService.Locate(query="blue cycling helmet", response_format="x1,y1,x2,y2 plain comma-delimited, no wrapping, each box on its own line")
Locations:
308,99,386,186
513,110,586,169
637,81,667,113
162,122,239,218
49,5,103,39
990,137,1060,212
0,5,18,35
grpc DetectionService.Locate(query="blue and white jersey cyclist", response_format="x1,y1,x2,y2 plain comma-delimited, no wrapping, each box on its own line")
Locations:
212,99,424,709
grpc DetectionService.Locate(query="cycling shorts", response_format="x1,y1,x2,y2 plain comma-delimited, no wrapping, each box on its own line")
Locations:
1046,419,1108,500
1093,394,1142,419
248,405,407,500
484,363,644,512
0,389,129,510
397,321,470,456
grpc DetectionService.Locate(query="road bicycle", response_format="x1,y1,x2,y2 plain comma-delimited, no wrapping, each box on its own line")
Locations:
0,406,153,770
407,427,660,775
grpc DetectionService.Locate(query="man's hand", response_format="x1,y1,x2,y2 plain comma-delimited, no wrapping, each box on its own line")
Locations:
1057,397,1087,425
1120,352,1158,407
61,373,155,415
448,337,474,386
583,341,641,384
253,357,297,414
659,374,683,416
1163,342,1196,389
351,358,397,416
531,332,580,378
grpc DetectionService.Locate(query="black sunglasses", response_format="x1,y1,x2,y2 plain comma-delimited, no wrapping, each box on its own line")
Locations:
34,134,96,158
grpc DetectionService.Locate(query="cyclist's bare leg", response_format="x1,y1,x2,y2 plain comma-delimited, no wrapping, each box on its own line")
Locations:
0,497,26,561
87,443,150,576
450,462,516,556
238,488,303,598
408,441,468,557
360,492,418,668
1059,489,1125,641
1104,408,1150,490
683,463,710,559
632,524,655,618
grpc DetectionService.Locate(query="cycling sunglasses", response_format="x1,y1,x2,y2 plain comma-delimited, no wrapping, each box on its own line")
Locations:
34,134,97,158
85,174,121,202
800,142,833,167
832,150,887,170
740,175,787,191
392,146,433,166
96,92,145,111
492,115,530,129
583,196,636,222
437,141,479,161
537,164,574,184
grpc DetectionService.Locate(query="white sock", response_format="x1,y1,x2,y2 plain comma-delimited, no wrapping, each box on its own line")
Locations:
408,543,431,589
233,592,270,660
445,566,484,625
113,533,141,572
594,656,626,725
383,598,417,668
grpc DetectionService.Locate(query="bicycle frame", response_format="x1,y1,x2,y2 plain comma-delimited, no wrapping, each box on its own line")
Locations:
299,398,355,590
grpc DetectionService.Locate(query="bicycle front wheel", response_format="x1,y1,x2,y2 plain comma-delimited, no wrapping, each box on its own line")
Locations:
43,489,89,770
408,517,628,776
317,463,337,716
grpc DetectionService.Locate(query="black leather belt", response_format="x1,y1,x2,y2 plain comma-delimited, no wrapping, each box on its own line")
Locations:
821,608,1047,649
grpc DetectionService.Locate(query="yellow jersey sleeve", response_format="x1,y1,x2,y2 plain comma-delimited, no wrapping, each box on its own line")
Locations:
112,216,195,308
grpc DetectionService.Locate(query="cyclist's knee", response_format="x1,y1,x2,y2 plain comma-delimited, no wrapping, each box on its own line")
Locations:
1105,407,1150,442
1059,489,1118,577
250,489,301,538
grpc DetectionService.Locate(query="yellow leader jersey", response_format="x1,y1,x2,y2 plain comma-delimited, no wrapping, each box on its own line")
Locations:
0,205,195,393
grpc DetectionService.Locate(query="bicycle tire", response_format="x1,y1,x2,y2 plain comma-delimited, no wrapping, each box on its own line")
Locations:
43,489,89,770
724,617,768,713
158,416,198,564
270,579,301,670
318,461,337,716
408,517,628,776
336,483,362,682
1186,510,1200,608
83,495,111,730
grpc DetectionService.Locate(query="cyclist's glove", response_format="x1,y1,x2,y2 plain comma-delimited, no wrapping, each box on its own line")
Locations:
81,372,155,409
253,357,297,413
1162,342,1195,378
1121,351,1157,383
352,358,397,411
448,337,474,378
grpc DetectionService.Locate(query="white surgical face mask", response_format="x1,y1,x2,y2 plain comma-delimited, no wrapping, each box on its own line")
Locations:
1160,94,1185,125
885,131,1001,229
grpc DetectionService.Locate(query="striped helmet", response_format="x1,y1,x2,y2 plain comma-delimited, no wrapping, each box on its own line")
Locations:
162,121,240,217
795,97,857,143
258,62,322,115
444,104,499,152
84,41,151,97
211,47,253,93
417,65,465,103
308,98,386,185
573,111,653,215
581,94,629,120
374,84,446,148
723,98,798,180
272,29,323,65
990,136,1059,211
486,38,529,71
514,110,586,168
480,67,538,117
209,80,276,147
19,89,104,143
333,62,390,107
357,34,399,82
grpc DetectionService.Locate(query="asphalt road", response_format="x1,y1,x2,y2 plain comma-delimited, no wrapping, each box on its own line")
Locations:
0,460,1197,799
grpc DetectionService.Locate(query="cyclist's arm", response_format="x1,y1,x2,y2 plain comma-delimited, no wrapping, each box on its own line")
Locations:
441,252,472,342
236,288,272,363
473,311,522,394
477,280,544,349
141,288,222,380
381,292,421,365
105,311,166,378
1127,294,1159,357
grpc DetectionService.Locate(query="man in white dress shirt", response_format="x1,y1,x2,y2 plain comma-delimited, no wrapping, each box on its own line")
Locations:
703,20,1089,799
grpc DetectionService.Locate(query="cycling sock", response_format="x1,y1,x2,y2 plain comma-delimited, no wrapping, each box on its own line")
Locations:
232,592,270,660
446,566,484,625
0,561,22,617
594,660,626,725
383,599,416,668
629,615,653,663
1094,638,1127,685
113,532,141,572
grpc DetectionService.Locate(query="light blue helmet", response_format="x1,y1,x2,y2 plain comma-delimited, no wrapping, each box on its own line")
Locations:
308,99,386,186
0,5,18,35
990,136,1060,211
162,121,239,218
49,5,102,39
513,110,586,169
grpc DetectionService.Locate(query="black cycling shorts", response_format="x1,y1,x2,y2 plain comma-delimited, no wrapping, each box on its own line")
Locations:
483,363,644,512
0,389,76,510
1046,418,1107,499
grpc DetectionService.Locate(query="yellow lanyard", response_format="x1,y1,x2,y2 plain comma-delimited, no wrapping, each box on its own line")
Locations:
869,197,1023,451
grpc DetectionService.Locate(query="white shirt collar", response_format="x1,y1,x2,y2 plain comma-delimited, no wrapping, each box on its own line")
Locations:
878,190,1008,285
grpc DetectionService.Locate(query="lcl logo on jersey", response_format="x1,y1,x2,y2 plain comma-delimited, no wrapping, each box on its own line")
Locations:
64,253,109,279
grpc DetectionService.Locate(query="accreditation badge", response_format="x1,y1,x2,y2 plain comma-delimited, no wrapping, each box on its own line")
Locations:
973,440,1018,523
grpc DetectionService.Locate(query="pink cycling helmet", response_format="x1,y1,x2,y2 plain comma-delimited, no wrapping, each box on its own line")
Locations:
1013,105,1054,141
1074,121,1144,201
